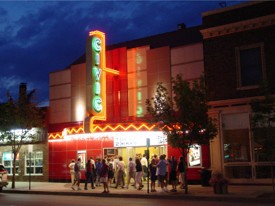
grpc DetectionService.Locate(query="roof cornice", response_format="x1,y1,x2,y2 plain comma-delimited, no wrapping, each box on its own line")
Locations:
200,14,275,39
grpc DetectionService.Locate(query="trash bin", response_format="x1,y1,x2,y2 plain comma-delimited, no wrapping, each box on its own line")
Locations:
200,169,211,186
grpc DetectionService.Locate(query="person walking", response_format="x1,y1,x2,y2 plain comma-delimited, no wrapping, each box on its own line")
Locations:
141,154,148,181
135,158,143,190
107,158,114,187
126,157,136,189
115,156,126,188
156,155,168,192
169,156,178,192
162,154,169,186
95,158,102,187
71,158,81,190
113,156,119,184
84,159,95,190
100,159,110,193
178,156,186,189
68,159,75,184
149,158,157,192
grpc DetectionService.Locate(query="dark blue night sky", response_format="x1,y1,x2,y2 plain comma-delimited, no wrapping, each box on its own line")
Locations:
0,0,247,106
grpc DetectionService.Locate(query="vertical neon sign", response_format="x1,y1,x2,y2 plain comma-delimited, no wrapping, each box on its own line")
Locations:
85,30,119,133
91,32,104,114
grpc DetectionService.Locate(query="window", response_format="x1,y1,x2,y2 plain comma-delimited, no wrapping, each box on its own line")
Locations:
236,43,265,89
103,148,118,157
2,152,19,174
222,113,251,163
224,166,252,178
223,129,250,162
25,151,43,175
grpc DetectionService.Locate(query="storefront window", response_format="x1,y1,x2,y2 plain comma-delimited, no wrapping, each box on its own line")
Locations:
2,151,19,174
256,166,275,178
253,128,275,162
188,144,201,167
223,129,250,162
25,151,43,175
224,166,252,178
222,113,251,163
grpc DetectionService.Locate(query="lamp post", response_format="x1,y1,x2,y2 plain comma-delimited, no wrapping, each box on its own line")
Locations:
146,138,150,194
28,145,33,190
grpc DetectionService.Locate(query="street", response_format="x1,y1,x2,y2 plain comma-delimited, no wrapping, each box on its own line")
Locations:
0,193,272,206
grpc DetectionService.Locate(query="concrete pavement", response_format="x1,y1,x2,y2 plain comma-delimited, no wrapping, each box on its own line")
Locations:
2,181,275,204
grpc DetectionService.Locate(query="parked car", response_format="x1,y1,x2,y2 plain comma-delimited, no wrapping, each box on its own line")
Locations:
0,164,8,191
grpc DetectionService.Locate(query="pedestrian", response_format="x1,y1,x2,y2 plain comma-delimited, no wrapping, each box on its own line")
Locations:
156,155,168,192
141,154,148,181
90,156,96,185
95,158,102,186
100,159,110,193
169,156,178,192
107,158,114,187
135,158,143,190
126,157,136,189
84,159,95,190
162,154,169,185
71,158,81,190
115,156,126,188
113,156,119,184
178,156,186,189
153,154,159,164
149,158,157,192
68,159,75,184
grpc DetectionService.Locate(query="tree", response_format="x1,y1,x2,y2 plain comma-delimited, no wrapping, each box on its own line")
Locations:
146,74,217,194
250,81,275,190
0,85,44,189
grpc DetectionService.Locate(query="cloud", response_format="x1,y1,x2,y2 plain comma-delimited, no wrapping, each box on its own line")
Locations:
0,1,246,105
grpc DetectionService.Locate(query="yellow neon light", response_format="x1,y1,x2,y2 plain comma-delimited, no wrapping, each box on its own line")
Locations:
48,123,157,139
48,133,63,139
104,67,120,75
91,123,156,132
87,30,120,133
66,127,84,134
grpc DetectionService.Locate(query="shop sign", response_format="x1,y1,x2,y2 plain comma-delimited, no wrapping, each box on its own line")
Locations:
113,131,167,147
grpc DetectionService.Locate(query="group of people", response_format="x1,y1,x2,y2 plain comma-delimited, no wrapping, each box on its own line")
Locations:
68,154,186,193
69,157,111,193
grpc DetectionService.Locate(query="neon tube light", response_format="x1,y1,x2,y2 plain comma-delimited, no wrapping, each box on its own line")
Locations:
86,30,120,133
48,123,157,140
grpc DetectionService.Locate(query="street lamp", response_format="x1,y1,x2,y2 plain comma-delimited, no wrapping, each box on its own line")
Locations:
146,138,150,194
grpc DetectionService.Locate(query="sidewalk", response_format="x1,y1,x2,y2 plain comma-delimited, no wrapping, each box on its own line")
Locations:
2,181,275,204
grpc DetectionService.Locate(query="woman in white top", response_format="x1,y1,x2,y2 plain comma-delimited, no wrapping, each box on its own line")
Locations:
114,156,125,188
68,159,75,184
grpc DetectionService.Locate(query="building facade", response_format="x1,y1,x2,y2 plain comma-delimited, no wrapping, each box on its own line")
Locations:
201,1,275,184
0,83,49,182
48,26,209,182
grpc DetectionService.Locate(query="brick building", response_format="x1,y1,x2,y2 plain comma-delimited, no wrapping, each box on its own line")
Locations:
201,1,275,184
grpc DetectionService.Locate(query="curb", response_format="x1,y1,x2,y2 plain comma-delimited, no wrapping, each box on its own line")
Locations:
2,190,275,204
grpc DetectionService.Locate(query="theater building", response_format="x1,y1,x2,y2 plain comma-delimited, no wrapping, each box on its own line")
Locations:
48,26,210,182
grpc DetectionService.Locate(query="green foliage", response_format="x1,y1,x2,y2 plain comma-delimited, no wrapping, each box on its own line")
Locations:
146,74,217,155
0,87,44,189
0,90,44,147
